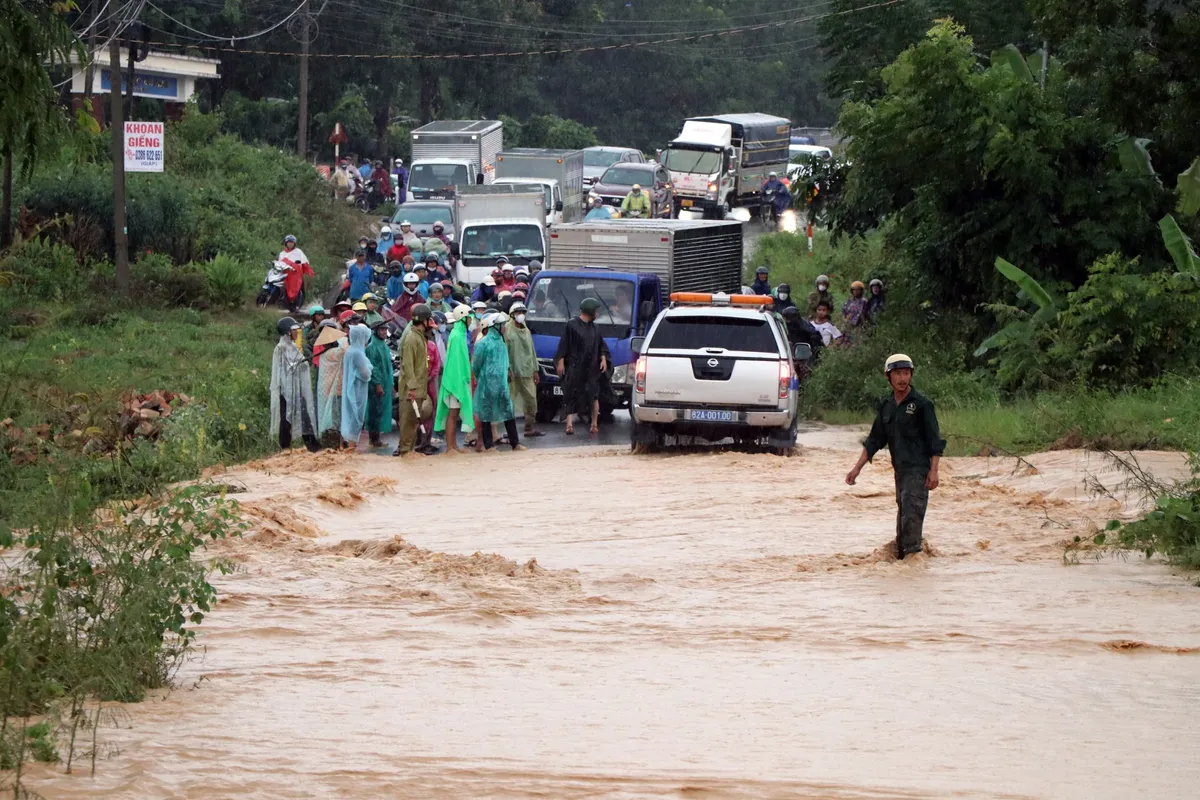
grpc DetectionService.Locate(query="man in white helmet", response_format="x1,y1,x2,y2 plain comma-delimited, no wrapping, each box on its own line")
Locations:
388,271,423,324
845,354,945,559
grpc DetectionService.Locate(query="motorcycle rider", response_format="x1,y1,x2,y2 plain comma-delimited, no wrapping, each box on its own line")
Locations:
499,261,517,293
621,183,651,218
364,239,385,269
471,275,498,304
386,234,409,264
393,158,409,204
750,266,772,296
424,250,450,285
389,271,423,324
361,292,384,328
378,225,395,253
429,221,451,248
807,274,833,315
761,171,791,219
358,157,373,181
370,160,393,203
412,262,432,299
385,261,406,302
773,283,795,313
278,235,314,313
585,194,615,221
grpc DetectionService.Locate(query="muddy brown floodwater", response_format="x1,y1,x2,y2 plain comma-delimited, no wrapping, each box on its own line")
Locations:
26,428,1200,799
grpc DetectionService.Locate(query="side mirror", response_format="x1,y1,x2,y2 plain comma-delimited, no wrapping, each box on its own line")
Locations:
380,217,391,225
792,343,813,362
639,299,655,324
555,200,564,212
630,336,646,355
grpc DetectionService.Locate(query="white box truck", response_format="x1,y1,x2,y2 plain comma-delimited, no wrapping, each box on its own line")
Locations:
408,120,503,200
455,184,547,285
661,113,790,219
493,148,585,225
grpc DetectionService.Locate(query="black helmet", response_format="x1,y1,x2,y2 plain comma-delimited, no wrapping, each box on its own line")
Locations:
410,303,433,323
777,282,791,294
355,248,367,257
276,316,300,336
755,265,769,276
782,306,799,319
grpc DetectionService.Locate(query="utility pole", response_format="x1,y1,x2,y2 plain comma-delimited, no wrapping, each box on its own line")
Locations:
110,14,129,295
297,0,310,158
83,0,98,111
1040,41,1049,90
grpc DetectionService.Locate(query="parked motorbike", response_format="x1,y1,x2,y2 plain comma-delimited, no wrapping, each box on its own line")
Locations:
255,260,294,308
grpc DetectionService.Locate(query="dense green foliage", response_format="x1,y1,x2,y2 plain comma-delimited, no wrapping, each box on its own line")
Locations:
118,0,837,155
0,488,243,775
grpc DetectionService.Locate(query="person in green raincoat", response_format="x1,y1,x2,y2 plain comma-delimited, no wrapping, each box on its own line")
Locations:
471,313,526,452
365,319,395,447
434,304,475,454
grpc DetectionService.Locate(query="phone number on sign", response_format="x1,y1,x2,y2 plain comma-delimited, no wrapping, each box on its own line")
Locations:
132,150,162,162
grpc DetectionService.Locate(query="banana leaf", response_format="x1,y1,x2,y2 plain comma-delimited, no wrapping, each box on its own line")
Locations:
974,320,1030,357
1177,157,1200,217
992,44,1035,84
1117,136,1156,180
995,257,1053,310
1159,214,1200,276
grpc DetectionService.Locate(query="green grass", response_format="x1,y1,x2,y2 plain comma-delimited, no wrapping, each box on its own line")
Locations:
0,305,285,527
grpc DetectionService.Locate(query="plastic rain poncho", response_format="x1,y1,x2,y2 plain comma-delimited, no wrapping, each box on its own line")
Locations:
434,318,475,433
316,338,345,435
365,330,395,434
270,330,317,441
471,326,514,423
339,325,373,443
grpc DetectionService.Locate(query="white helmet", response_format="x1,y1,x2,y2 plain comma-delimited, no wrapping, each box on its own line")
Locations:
450,304,473,323
381,225,391,235
403,272,419,283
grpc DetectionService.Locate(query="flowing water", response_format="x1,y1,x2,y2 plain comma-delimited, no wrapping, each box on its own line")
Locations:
26,430,1200,799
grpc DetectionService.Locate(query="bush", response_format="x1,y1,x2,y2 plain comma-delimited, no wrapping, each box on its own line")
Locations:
203,253,254,308
0,235,82,301
131,252,207,308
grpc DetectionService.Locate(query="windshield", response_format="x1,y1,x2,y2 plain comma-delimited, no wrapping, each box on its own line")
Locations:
662,148,722,175
409,163,470,193
585,150,622,168
600,166,652,187
648,315,778,353
390,205,454,226
526,277,636,338
461,224,544,259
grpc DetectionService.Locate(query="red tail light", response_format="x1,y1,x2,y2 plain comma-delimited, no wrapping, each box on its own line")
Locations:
635,356,648,394
778,360,791,399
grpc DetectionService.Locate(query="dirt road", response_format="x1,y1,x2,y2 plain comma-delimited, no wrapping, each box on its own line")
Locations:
28,429,1200,799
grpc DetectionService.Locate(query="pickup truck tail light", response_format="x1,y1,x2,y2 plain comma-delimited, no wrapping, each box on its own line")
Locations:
778,360,791,399
635,356,648,394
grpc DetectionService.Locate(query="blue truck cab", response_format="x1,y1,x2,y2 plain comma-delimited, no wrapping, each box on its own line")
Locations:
525,268,663,420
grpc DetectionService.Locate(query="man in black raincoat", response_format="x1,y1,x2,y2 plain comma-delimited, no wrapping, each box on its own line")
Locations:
554,297,611,436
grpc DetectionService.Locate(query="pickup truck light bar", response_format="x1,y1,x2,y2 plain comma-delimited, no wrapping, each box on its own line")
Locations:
669,292,773,307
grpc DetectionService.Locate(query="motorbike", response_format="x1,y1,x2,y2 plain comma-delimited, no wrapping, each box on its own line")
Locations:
255,260,295,308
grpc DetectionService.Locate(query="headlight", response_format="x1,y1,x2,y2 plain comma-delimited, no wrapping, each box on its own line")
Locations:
706,181,718,194
612,364,630,384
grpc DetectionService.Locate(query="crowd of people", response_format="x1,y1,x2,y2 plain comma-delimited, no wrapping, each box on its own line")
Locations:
747,265,887,357
330,156,410,209
268,233,615,454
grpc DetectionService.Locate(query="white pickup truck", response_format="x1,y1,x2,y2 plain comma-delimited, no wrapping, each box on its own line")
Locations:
630,293,812,454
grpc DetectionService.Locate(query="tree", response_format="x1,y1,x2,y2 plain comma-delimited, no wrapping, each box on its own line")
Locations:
831,21,1169,308
0,0,83,247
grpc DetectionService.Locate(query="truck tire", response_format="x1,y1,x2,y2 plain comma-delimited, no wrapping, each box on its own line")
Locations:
631,422,664,454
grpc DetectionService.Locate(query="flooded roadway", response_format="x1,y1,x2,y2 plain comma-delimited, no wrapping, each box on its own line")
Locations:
26,428,1200,799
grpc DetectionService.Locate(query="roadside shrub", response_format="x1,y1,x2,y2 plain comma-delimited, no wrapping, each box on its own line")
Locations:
203,253,253,308
0,235,82,301
131,252,207,308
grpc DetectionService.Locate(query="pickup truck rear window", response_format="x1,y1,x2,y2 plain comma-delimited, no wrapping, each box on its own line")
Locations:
648,316,778,353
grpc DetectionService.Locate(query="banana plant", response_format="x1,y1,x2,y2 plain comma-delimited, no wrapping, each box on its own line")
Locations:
974,257,1059,356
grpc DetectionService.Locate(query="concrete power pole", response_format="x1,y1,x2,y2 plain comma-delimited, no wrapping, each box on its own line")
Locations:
110,18,129,294
297,0,310,158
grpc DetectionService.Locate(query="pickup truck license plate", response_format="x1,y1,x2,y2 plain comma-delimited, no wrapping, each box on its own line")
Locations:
687,409,735,422
552,386,563,396
680,199,694,207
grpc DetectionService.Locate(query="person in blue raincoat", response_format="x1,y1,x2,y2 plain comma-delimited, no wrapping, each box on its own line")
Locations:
340,324,373,449
471,313,526,452
346,250,374,301
392,158,408,204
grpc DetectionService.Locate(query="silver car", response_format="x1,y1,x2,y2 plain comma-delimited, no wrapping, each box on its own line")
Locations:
583,146,646,191
386,200,456,240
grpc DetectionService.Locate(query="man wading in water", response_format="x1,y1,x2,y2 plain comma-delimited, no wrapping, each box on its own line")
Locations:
845,354,946,559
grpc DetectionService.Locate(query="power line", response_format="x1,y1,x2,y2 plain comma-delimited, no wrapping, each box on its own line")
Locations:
144,0,309,42
136,0,905,60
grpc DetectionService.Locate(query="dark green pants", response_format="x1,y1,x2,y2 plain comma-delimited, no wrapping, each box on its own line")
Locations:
894,469,929,557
